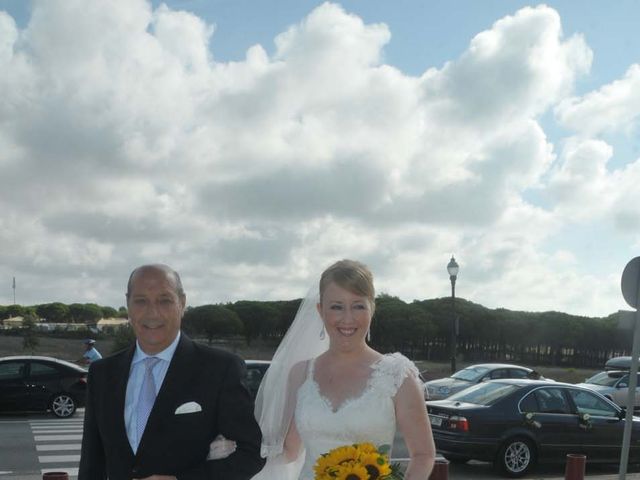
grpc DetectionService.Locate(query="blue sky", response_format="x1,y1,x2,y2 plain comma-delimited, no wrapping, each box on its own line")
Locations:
0,0,639,316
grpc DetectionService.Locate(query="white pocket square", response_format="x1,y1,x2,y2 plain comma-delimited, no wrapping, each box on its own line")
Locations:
174,401,202,414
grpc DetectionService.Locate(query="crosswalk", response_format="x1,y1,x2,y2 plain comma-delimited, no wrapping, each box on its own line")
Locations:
30,412,83,477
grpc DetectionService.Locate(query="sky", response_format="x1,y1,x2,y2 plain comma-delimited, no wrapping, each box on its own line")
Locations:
1,0,639,316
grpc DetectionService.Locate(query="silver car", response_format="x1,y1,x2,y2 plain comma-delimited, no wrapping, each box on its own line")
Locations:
576,370,640,409
423,363,536,400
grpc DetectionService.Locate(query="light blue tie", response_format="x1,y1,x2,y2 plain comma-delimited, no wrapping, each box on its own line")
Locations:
136,357,160,444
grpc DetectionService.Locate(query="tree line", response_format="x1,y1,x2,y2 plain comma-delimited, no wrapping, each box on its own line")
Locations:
1,296,633,367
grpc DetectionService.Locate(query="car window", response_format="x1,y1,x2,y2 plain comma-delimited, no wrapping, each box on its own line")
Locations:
30,362,60,377
489,369,510,379
0,361,26,380
509,369,530,379
451,366,490,382
568,389,618,418
447,381,521,405
586,371,623,387
534,388,571,414
520,392,538,412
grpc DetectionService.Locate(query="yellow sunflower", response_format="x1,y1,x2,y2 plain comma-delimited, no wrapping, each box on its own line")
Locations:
359,452,392,479
314,445,359,478
334,462,370,480
356,443,378,455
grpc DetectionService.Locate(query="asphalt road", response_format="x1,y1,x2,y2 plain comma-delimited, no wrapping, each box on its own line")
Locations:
1,413,639,480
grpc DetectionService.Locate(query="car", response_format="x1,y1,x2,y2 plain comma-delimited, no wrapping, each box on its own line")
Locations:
0,355,87,418
577,370,640,410
243,360,270,400
427,379,640,477
424,363,539,400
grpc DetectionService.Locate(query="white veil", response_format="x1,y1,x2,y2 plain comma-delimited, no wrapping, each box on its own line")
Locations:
251,286,329,480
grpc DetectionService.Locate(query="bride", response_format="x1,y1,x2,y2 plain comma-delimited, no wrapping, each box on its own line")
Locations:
252,259,436,480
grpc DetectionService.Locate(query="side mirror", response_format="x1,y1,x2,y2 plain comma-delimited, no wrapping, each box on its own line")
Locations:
481,377,490,382
618,383,628,388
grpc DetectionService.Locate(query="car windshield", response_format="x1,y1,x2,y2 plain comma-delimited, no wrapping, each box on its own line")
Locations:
447,381,521,405
451,366,490,382
585,371,623,387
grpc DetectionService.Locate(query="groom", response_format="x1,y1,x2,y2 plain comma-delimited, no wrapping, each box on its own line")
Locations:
79,264,265,480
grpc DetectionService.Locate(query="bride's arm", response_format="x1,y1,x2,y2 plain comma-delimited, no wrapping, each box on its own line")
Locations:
283,417,302,462
395,375,436,480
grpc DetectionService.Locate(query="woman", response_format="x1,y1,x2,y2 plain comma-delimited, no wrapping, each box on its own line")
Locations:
253,259,436,480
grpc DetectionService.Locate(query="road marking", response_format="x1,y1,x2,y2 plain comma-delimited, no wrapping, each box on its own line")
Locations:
35,434,82,441
39,454,81,463
37,444,81,451
32,429,83,434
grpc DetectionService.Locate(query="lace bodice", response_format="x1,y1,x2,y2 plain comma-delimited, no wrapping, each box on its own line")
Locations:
294,352,418,480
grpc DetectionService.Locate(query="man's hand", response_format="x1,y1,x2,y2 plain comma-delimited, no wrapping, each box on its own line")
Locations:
207,434,237,460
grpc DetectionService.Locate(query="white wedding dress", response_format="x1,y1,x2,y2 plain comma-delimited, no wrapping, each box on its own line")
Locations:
294,352,419,480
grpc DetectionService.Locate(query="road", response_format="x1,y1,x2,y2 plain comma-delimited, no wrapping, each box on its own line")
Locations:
1,414,639,479
0,411,82,478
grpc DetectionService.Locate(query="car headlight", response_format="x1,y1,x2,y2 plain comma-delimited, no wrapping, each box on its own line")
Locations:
438,386,450,395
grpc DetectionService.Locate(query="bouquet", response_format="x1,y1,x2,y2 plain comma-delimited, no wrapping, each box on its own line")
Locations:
313,442,404,480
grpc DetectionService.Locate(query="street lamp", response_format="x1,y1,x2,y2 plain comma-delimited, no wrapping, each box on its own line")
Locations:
447,255,459,373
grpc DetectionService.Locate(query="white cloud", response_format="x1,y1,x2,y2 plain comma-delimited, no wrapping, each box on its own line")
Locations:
0,0,631,316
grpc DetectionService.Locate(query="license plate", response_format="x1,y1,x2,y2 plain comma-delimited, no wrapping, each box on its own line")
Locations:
429,415,442,427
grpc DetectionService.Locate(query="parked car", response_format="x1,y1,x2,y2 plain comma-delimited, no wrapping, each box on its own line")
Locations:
243,360,270,400
424,363,539,400
577,370,640,409
0,356,87,418
427,379,640,477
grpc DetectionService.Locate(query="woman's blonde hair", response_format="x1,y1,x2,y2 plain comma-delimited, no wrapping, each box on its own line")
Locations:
319,259,375,312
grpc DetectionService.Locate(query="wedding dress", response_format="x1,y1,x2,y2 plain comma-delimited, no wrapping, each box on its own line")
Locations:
295,352,419,480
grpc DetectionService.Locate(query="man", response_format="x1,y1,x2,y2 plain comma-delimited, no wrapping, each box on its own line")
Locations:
79,264,264,480
81,338,102,365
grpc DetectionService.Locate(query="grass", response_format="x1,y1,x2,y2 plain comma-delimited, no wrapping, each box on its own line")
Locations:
0,333,600,383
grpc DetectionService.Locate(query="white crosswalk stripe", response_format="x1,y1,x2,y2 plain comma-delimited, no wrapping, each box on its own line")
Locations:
30,412,83,478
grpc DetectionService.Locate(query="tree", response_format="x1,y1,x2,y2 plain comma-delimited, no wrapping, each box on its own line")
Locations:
36,302,70,323
68,303,103,323
183,305,243,345
100,306,118,318
229,301,279,345
22,314,39,353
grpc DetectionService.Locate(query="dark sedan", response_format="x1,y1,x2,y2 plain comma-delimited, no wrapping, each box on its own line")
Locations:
0,356,87,418
427,379,640,477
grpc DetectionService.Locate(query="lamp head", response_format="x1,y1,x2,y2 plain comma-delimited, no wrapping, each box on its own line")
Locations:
447,256,459,278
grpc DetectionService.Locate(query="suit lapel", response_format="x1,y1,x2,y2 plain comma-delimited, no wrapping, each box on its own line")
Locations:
136,334,199,456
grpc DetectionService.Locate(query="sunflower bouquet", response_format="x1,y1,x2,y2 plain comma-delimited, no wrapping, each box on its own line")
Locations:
313,442,404,480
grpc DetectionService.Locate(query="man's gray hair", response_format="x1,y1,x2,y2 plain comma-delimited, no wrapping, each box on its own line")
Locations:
126,264,185,298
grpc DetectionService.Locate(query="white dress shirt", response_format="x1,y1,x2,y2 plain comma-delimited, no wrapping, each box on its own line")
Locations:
124,331,181,453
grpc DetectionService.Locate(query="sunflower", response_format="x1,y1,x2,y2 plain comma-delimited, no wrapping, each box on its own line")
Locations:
334,462,370,480
314,445,359,478
359,452,392,479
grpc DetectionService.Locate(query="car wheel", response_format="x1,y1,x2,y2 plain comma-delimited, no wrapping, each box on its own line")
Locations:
50,393,76,418
495,436,536,478
444,454,471,464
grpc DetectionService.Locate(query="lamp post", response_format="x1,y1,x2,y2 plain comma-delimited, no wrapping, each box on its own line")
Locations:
447,256,459,373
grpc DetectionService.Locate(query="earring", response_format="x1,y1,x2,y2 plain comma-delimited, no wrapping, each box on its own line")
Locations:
366,329,371,342
320,326,326,340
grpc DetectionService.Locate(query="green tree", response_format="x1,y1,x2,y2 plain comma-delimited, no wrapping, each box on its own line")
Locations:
229,301,279,345
22,314,40,353
183,305,243,345
36,302,70,322
100,306,118,318
68,303,103,323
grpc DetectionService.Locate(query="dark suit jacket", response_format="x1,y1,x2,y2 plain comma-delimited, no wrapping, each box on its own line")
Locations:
79,333,265,480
